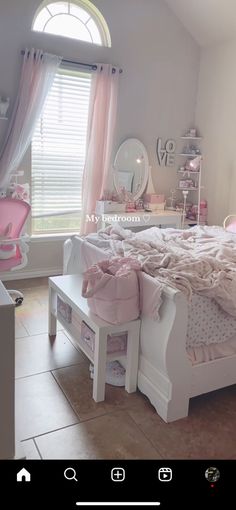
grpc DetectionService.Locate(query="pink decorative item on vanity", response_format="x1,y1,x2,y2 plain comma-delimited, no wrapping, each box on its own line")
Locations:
143,193,165,204
143,193,165,211
82,257,141,324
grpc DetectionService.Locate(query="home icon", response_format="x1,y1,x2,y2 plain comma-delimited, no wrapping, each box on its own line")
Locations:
17,468,31,482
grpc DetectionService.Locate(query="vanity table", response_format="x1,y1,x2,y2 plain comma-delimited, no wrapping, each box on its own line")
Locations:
103,137,182,232
97,209,182,230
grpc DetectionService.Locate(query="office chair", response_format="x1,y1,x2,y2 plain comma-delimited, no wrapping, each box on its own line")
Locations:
0,197,31,305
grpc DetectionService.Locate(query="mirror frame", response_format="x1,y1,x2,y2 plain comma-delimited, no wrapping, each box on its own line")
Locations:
113,138,149,201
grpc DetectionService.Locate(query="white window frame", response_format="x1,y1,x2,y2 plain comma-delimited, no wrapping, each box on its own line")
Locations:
32,0,111,47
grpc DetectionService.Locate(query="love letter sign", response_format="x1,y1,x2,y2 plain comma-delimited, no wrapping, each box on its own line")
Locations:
156,138,176,167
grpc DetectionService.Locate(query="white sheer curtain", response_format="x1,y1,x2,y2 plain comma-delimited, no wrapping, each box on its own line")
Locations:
0,48,61,190
80,64,119,235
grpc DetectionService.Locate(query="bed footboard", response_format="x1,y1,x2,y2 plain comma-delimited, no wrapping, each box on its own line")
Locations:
138,276,192,422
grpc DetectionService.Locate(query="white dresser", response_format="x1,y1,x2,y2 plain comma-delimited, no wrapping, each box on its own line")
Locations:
97,210,182,230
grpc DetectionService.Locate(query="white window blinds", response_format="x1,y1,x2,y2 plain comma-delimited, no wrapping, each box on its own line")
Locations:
31,68,91,234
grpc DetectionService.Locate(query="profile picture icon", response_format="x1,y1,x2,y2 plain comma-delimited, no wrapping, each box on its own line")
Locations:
205,467,220,483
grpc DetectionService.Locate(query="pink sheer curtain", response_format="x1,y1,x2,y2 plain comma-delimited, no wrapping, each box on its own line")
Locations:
0,48,61,190
80,64,119,235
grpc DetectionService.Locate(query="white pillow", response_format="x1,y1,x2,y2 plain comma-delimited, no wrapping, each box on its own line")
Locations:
118,171,134,192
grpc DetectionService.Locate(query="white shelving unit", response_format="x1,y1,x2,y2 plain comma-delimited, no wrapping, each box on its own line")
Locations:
0,117,8,120
176,135,203,227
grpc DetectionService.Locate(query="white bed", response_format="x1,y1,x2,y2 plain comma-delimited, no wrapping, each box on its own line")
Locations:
63,228,236,422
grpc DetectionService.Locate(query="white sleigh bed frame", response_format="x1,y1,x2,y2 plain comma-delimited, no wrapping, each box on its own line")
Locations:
64,236,236,422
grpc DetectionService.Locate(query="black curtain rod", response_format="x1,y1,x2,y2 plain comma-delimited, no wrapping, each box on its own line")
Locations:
62,58,97,71
21,50,123,74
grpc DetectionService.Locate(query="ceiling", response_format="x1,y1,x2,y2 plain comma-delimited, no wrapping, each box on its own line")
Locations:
165,0,236,47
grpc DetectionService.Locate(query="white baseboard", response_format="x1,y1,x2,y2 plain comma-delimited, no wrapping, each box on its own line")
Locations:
0,267,62,281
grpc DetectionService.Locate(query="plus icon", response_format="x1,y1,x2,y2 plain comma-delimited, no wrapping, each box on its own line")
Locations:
111,467,125,482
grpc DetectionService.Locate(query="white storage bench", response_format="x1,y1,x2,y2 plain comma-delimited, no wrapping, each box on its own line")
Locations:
48,275,140,402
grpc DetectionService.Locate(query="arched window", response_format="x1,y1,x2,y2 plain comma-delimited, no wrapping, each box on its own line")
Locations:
32,0,111,47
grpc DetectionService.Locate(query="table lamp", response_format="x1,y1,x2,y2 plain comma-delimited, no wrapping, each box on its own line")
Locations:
189,155,201,171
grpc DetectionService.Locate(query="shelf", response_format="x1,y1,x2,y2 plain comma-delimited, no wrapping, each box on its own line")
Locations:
180,136,202,140
177,170,200,174
177,130,203,227
176,187,198,191
0,116,8,120
176,153,202,157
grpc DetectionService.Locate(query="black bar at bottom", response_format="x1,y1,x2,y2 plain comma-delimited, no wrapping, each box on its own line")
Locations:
2,460,234,509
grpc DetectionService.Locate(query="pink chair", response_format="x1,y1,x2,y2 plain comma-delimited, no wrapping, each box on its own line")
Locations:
0,198,31,304
223,215,236,233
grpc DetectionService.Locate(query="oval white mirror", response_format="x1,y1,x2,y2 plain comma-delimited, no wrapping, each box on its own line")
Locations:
113,138,149,201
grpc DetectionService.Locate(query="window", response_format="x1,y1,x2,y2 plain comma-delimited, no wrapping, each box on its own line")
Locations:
31,68,91,234
32,0,111,47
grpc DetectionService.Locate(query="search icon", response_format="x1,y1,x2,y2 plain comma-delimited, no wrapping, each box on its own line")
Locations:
64,467,78,482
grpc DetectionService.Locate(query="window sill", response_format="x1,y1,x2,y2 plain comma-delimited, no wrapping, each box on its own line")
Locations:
30,232,80,243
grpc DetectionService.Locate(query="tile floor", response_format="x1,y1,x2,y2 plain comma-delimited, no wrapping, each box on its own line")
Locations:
5,277,236,459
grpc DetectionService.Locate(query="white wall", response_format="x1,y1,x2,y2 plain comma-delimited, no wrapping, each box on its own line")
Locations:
0,0,200,278
195,39,236,225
